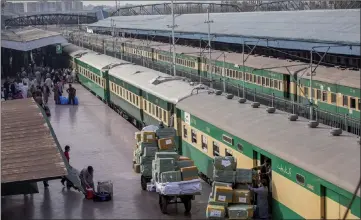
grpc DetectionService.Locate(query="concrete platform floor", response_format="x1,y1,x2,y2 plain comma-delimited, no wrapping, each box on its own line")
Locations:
1,84,211,219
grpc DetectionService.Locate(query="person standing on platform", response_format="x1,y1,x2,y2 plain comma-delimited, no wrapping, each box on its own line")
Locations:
43,85,50,105
61,145,71,187
53,82,61,104
66,84,76,105
248,179,269,220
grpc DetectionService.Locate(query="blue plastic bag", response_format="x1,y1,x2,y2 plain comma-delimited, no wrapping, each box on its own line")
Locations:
60,96,68,105
74,96,79,105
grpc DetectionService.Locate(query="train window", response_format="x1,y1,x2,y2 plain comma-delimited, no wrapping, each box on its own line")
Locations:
343,95,348,106
253,75,256,83
350,97,356,109
136,96,139,106
201,135,208,152
191,129,197,144
183,125,188,138
163,110,167,122
266,78,269,87
237,143,243,153
213,142,220,156
274,80,278,89
322,91,327,102
279,81,282,90
316,90,321,100
153,105,156,116
262,77,265,85
296,174,305,186
130,93,133,103
159,108,162,120
127,91,129,100
270,79,273,88
358,99,361,110
156,107,159,118
144,100,147,111
331,93,337,103
149,102,152,114
120,88,122,96
222,134,234,146
225,148,233,156
304,87,309,96
257,76,261,84
245,73,249,81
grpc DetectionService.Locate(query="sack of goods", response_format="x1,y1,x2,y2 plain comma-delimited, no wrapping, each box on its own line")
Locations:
158,137,175,151
206,204,226,219
213,156,236,183
227,204,254,219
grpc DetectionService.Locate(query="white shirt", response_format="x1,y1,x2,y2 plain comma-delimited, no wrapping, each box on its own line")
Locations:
45,78,52,88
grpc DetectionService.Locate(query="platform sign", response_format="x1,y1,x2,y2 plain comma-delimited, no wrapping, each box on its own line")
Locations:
56,44,62,54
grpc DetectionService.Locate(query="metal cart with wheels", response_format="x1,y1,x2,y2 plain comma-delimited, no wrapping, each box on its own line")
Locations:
158,192,200,214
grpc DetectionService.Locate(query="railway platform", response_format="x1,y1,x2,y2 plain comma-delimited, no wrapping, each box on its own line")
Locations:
1,84,211,219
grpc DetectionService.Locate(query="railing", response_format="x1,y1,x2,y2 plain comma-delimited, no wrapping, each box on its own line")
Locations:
69,39,361,137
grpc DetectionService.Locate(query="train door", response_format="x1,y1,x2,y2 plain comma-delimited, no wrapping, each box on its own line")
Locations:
260,154,273,215
283,75,291,99
321,186,352,219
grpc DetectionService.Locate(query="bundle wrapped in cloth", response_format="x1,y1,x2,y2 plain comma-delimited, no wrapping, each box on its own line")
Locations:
214,156,236,171
160,171,182,183
156,179,202,195
227,204,255,219
235,169,253,184
213,169,236,183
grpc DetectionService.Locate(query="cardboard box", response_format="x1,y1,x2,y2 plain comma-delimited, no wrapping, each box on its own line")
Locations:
232,189,252,204
158,137,175,150
176,160,195,169
181,166,198,181
141,131,156,143
179,156,191,161
135,132,141,142
214,186,233,203
211,181,233,199
208,195,228,208
134,164,140,173
227,204,254,219
206,205,226,219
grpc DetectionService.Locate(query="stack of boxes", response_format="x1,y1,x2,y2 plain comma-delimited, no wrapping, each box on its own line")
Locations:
134,131,157,177
152,136,199,183
206,156,255,219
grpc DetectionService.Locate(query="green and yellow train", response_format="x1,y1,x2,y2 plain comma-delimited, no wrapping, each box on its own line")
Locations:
63,43,360,220
68,32,361,121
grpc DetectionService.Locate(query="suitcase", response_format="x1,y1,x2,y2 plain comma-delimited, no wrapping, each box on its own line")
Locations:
97,180,113,197
93,192,112,202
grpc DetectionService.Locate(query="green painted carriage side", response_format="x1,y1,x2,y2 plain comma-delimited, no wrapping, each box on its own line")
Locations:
108,75,140,95
142,91,169,110
299,78,360,98
78,72,105,99
143,112,161,127
181,139,303,219
178,109,360,218
74,58,102,76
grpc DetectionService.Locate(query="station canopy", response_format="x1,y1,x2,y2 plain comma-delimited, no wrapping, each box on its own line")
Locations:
1,27,67,51
1,98,67,184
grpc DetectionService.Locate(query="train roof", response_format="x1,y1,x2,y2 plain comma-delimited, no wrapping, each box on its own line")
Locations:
77,52,128,71
176,92,360,195
89,9,360,45
108,64,199,104
91,34,360,90
62,43,87,56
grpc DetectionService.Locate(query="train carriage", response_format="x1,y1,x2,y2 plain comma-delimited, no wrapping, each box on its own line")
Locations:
74,52,125,100
108,63,202,147
175,91,360,220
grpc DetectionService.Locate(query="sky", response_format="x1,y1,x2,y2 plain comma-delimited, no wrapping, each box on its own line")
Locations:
86,1,216,6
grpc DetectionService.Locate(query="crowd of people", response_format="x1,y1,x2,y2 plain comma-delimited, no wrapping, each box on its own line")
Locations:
1,65,77,106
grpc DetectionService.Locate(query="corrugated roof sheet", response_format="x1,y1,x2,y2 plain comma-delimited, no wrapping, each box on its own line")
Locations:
1,98,67,183
176,92,360,196
89,9,360,45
